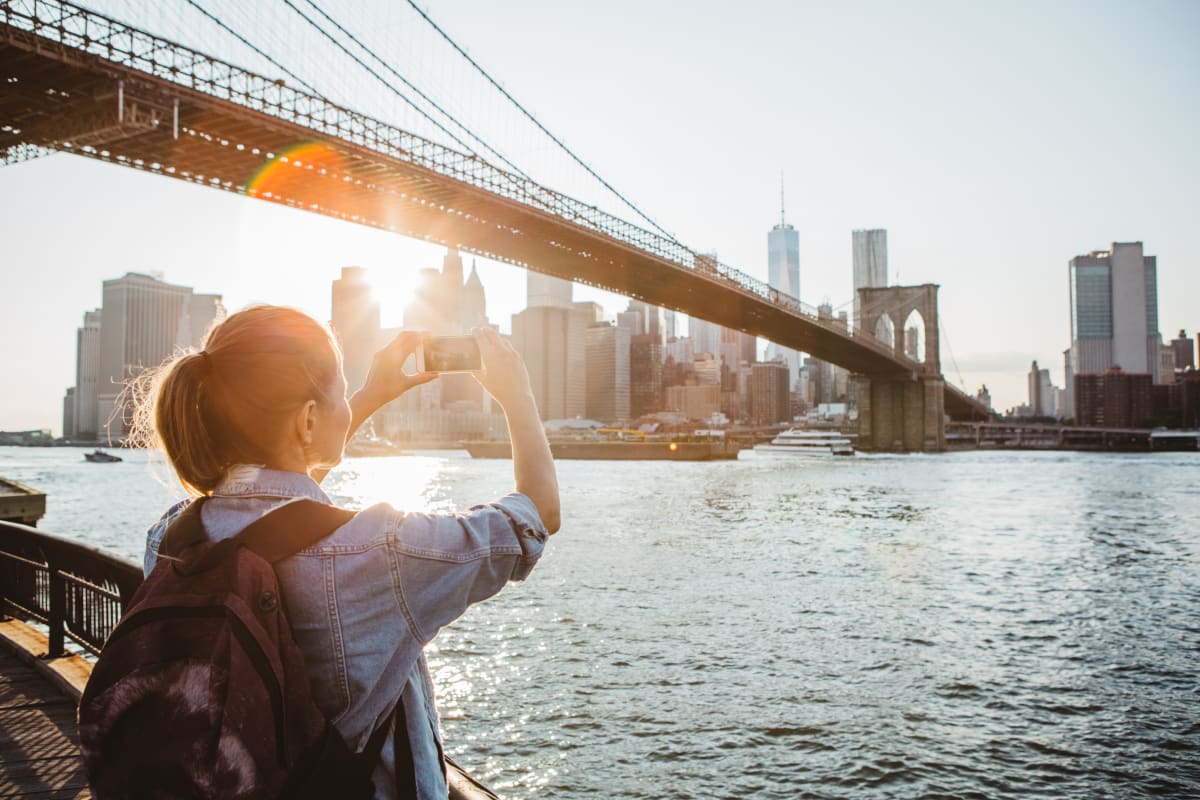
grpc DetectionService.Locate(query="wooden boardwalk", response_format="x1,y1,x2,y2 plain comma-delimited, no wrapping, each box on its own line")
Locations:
0,648,90,799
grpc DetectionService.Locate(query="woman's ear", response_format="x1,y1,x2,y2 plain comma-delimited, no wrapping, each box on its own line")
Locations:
295,399,319,447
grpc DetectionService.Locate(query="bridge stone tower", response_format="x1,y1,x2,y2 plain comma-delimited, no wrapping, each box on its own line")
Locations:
853,284,945,452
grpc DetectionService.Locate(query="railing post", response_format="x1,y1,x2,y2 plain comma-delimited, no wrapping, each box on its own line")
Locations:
48,567,66,656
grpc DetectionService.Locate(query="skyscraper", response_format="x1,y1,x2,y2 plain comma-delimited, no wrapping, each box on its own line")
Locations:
750,362,792,424
1027,361,1055,417
73,309,102,438
585,322,630,423
689,316,722,358
511,271,589,420
527,271,573,309
766,191,801,386
1065,242,1162,414
94,273,222,439
331,266,380,395
852,229,888,332
1171,330,1194,371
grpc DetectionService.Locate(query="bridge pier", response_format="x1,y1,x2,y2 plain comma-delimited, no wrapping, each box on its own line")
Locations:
854,375,945,452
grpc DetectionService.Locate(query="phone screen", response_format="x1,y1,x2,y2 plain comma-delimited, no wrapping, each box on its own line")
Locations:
421,335,481,373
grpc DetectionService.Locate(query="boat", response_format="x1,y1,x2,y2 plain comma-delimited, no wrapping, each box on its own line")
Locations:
753,429,855,457
83,449,123,463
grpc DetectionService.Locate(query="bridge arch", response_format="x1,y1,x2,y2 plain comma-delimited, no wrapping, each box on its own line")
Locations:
903,308,925,364
857,284,940,375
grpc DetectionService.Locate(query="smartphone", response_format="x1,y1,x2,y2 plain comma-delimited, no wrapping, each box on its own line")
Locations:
416,334,482,373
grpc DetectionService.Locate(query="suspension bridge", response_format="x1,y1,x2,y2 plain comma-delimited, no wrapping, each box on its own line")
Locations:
0,0,991,451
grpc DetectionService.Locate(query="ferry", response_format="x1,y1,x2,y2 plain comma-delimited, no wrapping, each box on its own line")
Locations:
753,429,855,457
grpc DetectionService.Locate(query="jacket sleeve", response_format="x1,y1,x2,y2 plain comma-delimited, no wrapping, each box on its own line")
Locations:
387,492,549,643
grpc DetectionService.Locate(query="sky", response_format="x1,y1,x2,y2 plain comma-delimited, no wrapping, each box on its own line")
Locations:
2,0,1198,433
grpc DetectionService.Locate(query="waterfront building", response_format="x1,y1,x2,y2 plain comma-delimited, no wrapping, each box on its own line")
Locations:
750,361,792,425
513,306,572,420
1171,330,1194,371
72,309,102,438
331,266,380,395
1158,344,1177,385
692,353,722,386
511,271,595,420
689,316,722,358
852,229,888,332
584,322,630,423
1074,367,1152,428
62,388,76,439
664,384,720,422
722,326,757,366
663,309,677,342
616,309,643,336
626,299,668,345
94,272,223,439
1065,242,1162,414
976,385,992,411
665,336,695,366
1027,361,1056,417
629,334,664,418
527,271,573,310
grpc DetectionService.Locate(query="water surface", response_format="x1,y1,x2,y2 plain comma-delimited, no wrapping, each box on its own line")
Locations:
2,446,1197,798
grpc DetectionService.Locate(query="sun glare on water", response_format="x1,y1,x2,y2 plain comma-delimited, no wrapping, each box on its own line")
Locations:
324,455,449,514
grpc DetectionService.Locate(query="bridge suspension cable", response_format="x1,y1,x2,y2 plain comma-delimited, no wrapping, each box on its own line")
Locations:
278,0,519,175
403,0,690,250
938,318,968,391
290,0,536,183
182,0,320,96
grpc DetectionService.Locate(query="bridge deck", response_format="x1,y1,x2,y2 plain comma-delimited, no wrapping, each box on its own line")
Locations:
0,648,90,799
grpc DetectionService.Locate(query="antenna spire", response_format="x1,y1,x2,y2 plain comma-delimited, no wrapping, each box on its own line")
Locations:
780,171,787,226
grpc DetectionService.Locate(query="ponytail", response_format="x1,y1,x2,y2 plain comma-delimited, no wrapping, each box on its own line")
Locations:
128,306,341,496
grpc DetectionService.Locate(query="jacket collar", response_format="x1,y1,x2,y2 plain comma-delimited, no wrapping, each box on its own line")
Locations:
212,464,331,504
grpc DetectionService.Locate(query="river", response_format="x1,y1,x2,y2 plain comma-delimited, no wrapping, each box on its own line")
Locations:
2,446,1198,799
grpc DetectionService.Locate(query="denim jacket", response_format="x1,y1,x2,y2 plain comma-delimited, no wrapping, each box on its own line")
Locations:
143,465,549,800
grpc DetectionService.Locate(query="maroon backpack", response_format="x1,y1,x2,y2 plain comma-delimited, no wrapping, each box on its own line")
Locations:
78,498,389,800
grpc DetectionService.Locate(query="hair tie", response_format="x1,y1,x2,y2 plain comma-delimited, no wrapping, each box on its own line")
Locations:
198,350,213,376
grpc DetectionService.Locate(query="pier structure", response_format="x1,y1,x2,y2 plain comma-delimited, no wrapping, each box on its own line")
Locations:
853,284,954,452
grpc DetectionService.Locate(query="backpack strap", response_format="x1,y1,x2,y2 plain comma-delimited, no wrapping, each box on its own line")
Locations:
162,497,356,575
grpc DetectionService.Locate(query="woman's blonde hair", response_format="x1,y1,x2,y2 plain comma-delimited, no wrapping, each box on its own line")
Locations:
129,305,342,496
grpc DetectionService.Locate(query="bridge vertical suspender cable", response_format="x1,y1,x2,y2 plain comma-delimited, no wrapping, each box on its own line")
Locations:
182,0,321,96
294,0,536,183
277,0,516,173
403,0,691,250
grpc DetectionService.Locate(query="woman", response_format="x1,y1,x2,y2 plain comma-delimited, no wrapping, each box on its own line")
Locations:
132,304,560,798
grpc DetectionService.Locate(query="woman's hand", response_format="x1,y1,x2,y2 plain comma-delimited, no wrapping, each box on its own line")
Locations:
471,327,535,410
356,331,437,408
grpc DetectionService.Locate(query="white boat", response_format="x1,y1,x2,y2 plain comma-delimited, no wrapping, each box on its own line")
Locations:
753,429,855,457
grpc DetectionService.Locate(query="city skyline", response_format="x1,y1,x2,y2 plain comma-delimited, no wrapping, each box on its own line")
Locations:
2,1,1198,431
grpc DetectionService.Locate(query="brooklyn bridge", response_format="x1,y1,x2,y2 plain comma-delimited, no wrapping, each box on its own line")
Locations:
0,0,992,450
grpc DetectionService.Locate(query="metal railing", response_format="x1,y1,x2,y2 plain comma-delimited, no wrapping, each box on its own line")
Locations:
0,520,142,656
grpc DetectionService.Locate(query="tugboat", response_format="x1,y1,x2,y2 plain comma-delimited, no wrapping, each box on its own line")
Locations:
83,449,123,463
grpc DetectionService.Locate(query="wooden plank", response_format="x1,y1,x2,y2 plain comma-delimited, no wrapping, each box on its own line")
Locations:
0,675,90,798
